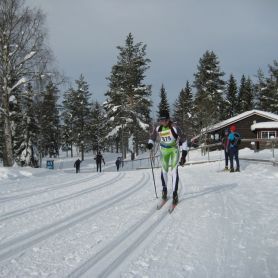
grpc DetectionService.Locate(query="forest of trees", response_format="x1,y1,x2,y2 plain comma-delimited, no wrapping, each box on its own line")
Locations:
0,0,277,167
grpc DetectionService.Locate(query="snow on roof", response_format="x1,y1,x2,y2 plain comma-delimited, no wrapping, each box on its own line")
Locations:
203,110,278,133
251,121,278,131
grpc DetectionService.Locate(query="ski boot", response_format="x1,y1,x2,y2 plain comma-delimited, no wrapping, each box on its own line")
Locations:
224,166,229,171
162,189,167,201
235,168,240,172
230,168,234,173
173,191,178,205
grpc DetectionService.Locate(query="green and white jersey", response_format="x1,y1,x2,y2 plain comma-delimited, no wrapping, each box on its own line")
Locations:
148,124,188,151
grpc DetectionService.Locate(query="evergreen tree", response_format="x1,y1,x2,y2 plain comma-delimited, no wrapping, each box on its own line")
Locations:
237,75,246,114
61,87,75,158
238,75,254,113
39,81,60,157
62,75,92,160
157,84,170,120
192,50,225,134
13,83,39,166
104,33,152,157
173,81,194,138
89,102,107,152
256,60,278,113
74,75,92,159
0,113,3,159
254,69,266,110
266,60,278,113
224,74,238,118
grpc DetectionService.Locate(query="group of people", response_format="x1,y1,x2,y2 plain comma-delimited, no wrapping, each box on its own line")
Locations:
222,125,241,172
74,152,123,173
147,111,241,205
73,151,106,173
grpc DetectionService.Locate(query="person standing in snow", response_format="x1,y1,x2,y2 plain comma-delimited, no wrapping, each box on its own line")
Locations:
228,125,241,172
94,151,105,172
74,158,82,173
115,157,121,171
147,110,188,205
222,129,230,171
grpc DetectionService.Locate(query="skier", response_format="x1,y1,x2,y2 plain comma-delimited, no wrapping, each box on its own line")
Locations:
228,125,241,172
94,151,105,172
222,128,230,171
74,158,82,173
147,110,188,205
115,157,121,171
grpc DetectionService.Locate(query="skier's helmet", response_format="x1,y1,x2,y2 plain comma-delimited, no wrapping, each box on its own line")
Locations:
159,110,170,120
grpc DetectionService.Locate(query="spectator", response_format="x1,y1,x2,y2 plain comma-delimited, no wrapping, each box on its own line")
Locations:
94,151,105,172
115,157,121,171
228,125,241,172
74,158,82,173
222,129,230,171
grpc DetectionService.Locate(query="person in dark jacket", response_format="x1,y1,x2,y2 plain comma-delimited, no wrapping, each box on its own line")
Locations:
115,157,121,171
228,125,241,172
222,129,230,171
74,158,82,173
94,151,105,172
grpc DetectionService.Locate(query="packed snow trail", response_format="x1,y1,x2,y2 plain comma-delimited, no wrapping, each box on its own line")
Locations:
0,157,277,278
69,181,186,277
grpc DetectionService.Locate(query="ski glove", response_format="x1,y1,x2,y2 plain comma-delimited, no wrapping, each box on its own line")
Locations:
179,150,187,166
147,143,153,150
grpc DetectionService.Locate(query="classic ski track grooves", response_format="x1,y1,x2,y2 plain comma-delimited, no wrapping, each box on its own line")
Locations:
0,173,148,263
68,178,185,277
0,171,66,189
0,174,103,203
0,173,126,222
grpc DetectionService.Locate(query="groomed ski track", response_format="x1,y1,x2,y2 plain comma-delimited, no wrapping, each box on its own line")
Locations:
68,182,184,278
0,159,277,278
0,169,182,277
0,172,144,261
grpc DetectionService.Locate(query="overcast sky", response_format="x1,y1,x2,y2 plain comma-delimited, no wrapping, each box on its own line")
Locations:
26,0,278,108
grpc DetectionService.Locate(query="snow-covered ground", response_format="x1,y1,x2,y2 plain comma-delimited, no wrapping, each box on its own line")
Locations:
0,149,277,278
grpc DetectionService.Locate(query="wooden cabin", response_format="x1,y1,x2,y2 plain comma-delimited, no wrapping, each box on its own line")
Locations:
191,110,278,149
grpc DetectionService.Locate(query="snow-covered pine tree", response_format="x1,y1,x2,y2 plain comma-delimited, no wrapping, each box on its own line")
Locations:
0,112,3,159
254,69,267,110
104,33,152,157
173,81,194,138
61,87,75,158
224,74,238,118
13,83,39,166
39,81,60,158
256,60,278,114
62,75,92,160
0,0,51,166
192,50,225,136
238,75,254,113
266,60,278,113
157,84,170,120
73,75,92,160
89,102,107,152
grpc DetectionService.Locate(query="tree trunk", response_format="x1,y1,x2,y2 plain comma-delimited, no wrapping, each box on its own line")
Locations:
2,92,14,166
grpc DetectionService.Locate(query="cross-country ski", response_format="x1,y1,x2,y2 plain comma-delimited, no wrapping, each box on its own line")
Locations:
157,198,168,210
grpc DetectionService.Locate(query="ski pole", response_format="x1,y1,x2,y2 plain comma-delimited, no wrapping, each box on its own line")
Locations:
150,152,158,199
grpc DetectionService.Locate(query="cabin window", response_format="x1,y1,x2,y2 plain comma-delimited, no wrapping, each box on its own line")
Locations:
261,131,276,139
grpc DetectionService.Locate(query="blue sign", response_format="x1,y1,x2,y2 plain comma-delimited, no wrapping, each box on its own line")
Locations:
46,160,54,169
